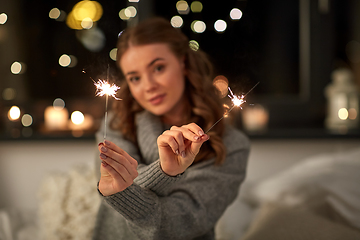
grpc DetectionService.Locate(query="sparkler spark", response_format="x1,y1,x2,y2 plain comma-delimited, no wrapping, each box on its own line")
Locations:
94,77,121,140
94,79,121,100
205,82,259,134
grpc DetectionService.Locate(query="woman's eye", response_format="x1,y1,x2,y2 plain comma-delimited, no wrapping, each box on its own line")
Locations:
129,76,140,82
154,65,164,72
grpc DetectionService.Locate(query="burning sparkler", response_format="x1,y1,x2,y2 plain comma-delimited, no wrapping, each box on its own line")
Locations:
205,82,259,134
94,70,121,139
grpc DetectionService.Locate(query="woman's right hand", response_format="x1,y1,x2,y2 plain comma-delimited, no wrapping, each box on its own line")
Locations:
98,140,138,196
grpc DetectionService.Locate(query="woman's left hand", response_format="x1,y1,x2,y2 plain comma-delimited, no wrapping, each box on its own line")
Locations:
157,123,209,176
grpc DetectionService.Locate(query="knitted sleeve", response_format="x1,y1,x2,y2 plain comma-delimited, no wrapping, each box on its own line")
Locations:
103,127,250,240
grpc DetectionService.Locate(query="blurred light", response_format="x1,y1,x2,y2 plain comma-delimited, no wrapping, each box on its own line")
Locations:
191,20,206,33
213,75,229,98
230,8,242,20
71,111,85,125
214,19,227,32
125,6,137,18
191,1,203,12
72,1,103,22
349,108,357,120
338,108,348,120
176,1,190,15
119,9,130,20
11,62,26,74
76,27,105,52
57,10,67,22
0,13,7,24
2,88,16,100
49,8,61,19
21,114,33,127
59,54,71,67
53,98,65,110
189,40,199,51
44,106,69,130
109,48,117,61
129,0,140,2
170,15,183,28
345,40,360,63
8,106,20,121
81,17,93,29
68,55,78,67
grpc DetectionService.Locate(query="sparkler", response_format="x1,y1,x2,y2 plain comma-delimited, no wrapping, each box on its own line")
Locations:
205,82,259,134
94,67,121,140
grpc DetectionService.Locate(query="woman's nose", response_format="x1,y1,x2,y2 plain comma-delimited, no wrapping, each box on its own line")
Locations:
144,75,158,92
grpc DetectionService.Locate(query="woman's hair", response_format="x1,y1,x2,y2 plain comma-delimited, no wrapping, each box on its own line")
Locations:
111,17,226,164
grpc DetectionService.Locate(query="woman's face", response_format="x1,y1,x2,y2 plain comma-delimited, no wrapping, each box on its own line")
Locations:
119,43,186,123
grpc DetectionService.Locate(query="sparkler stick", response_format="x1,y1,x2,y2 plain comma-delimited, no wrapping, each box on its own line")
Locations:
94,67,121,140
205,82,259,134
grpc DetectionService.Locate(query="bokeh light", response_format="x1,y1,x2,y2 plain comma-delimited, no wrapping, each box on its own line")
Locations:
125,6,137,18
119,9,130,20
71,111,85,125
81,17,93,29
21,114,33,127
213,75,229,98
0,13,8,24
49,8,61,19
171,16,183,28
191,20,206,33
68,55,78,67
66,1,102,29
214,19,227,32
176,1,190,15
109,48,117,61
348,108,357,120
189,40,199,51
11,62,26,74
338,108,348,120
59,54,71,67
128,0,140,2
190,1,203,13
8,106,21,121
230,8,242,20
2,88,16,100
53,98,65,110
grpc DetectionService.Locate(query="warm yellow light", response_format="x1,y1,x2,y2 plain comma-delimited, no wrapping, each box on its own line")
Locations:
109,48,117,61
214,19,227,32
191,1,203,12
338,108,348,120
189,40,199,51
72,1,103,22
49,8,61,19
171,16,183,28
21,114,33,127
71,111,85,125
66,11,82,29
0,13,8,24
230,8,242,20
8,106,21,121
176,1,190,15
213,75,229,98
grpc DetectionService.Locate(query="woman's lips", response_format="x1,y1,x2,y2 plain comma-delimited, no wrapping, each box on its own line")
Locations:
149,94,166,105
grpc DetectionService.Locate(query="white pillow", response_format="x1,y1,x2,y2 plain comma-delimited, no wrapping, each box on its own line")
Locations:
246,148,360,230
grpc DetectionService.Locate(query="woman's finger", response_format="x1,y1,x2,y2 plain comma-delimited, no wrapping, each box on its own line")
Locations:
99,141,138,168
100,153,138,183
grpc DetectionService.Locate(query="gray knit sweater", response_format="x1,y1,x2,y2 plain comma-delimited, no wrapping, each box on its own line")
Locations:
92,111,250,240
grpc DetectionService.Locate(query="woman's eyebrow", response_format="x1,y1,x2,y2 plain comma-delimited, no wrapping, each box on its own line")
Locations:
124,58,165,76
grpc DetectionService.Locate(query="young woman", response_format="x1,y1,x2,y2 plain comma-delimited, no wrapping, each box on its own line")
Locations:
93,17,250,240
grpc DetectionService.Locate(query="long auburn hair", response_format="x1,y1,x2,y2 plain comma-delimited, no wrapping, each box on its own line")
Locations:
111,17,226,164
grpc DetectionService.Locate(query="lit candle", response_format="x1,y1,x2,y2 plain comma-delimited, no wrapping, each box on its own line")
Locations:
44,106,69,130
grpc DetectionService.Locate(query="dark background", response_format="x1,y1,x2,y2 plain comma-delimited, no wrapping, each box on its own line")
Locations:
1,0,359,137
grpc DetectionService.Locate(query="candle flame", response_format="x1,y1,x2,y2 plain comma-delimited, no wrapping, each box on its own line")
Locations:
94,79,121,100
